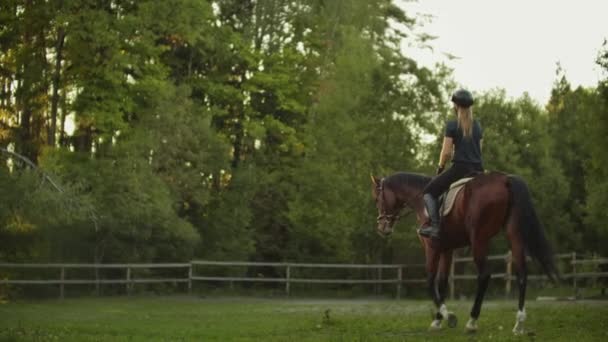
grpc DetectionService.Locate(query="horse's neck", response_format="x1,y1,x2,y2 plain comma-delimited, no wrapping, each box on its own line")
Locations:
400,184,426,213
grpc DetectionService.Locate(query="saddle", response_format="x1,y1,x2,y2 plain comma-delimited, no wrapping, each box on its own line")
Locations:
439,177,473,216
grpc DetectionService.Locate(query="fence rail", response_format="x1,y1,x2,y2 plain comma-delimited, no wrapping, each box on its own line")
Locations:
1,252,606,299
0,263,191,298
0,263,190,268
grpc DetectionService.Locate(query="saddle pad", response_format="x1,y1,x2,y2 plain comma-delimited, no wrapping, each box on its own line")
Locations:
441,177,473,216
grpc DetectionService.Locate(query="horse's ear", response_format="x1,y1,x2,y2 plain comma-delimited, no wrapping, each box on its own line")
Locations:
370,174,380,186
370,174,380,199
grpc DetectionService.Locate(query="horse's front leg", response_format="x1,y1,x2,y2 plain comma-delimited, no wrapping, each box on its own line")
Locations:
425,245,441,331
426,272,443,331
426,247,456,331
438,251,457,328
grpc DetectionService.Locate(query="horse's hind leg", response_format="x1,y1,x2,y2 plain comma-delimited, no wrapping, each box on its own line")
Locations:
512,249,527,335
508,220,528,335
465,243,491,333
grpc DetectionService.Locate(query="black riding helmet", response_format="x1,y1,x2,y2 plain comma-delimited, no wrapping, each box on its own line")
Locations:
451,89,474,108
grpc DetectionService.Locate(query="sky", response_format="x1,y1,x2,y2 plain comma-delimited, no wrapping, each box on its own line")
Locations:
397,0,608,104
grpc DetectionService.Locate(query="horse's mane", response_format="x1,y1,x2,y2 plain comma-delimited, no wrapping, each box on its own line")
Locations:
384,172,431,190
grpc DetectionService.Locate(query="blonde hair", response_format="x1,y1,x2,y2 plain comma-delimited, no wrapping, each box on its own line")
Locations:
457,106,473,138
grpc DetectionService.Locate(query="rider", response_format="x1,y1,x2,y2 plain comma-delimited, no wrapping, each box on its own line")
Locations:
419,89,484,239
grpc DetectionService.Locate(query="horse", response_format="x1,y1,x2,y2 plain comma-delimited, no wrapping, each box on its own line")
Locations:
371,171,558,334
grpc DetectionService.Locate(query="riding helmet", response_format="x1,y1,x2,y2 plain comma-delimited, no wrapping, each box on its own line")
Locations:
451,89,474,107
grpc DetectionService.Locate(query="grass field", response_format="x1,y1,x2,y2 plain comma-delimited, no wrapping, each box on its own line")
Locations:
0,296,606,341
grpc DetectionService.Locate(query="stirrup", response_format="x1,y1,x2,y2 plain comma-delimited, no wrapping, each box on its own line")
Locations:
419,225,440,239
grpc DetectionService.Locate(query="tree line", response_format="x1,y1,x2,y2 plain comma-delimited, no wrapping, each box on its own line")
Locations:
1,0,606,266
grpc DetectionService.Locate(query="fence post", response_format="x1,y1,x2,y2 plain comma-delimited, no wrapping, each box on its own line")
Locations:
449,257,455,300
95,266,100,296
572,252,577,297
376,267,382,295
505,251,512,298
285,264,291,297
60,267,65,299
396,266,402,300
126,267,131,295
592,253,598,288
188,263,193,294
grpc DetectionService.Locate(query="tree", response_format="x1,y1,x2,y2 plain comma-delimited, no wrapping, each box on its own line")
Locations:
474,90,572,251
285,0,448,263
582,41,608,253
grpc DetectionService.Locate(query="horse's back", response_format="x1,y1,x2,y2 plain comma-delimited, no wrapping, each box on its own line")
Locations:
467,172,511,234
441,171,511,248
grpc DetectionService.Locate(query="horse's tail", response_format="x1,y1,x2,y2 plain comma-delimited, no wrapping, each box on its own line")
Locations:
507,175,559,282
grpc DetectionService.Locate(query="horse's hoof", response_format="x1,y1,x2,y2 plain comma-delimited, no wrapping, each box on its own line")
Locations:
512,326,525,335
465,319,478,333
428,319,442,331
512,310,526,335
447,312,458,328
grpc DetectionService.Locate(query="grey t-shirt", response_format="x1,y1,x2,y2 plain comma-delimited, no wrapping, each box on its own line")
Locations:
445,119,483,165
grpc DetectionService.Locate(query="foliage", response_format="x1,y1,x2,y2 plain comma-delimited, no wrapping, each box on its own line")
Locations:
582,42,608,254
474,90,572,250
0,0,606,269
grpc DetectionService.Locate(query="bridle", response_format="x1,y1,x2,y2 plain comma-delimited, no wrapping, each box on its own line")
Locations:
376,177,423,228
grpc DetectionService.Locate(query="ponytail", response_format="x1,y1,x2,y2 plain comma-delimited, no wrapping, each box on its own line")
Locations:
457,106,473,138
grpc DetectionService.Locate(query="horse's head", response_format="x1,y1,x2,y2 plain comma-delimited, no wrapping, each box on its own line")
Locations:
371,175,401,237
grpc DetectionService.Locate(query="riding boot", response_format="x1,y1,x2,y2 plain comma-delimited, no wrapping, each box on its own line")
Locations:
419,194,441,239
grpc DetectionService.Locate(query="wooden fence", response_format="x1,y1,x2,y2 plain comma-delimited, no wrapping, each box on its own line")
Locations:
0,263,191,298
1,252,606,299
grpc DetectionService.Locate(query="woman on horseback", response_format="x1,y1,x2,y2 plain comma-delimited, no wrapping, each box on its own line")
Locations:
419,89,484,239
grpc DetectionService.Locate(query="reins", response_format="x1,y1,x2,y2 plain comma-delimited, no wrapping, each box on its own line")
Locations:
376,177,423,223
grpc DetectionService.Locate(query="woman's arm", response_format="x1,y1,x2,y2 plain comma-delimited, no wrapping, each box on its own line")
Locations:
438,137,454,168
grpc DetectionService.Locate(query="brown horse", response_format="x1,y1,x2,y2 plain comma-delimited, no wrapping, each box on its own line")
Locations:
371,171,558,334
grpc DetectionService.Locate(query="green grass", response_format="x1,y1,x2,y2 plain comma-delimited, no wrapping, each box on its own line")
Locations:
0,296,606,341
